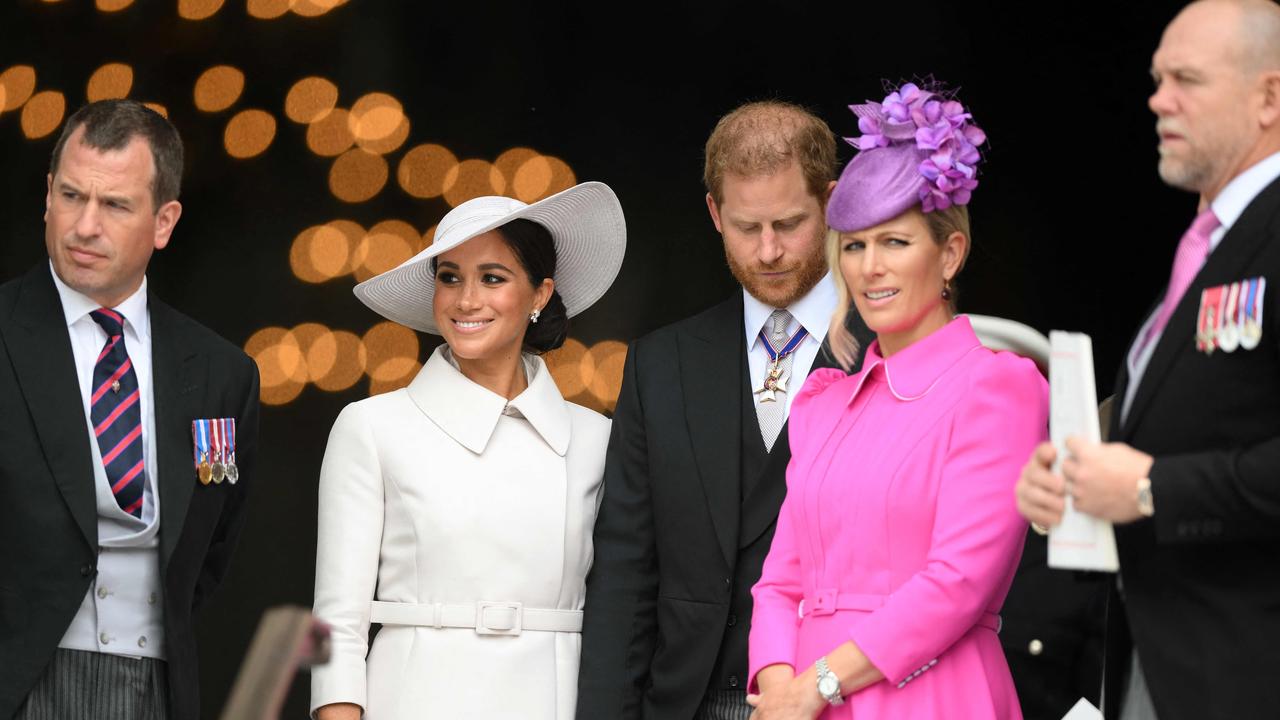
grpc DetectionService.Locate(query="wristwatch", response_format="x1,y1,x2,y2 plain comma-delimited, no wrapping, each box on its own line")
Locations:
1136,477,1155,517
815,656,844,706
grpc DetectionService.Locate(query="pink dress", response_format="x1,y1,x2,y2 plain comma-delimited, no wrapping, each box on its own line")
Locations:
749,316,1047,719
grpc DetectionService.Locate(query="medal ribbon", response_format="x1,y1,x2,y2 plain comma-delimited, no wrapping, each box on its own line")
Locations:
197,420,210,464
211,418,223,465
757,325,810,363
223,419,235,464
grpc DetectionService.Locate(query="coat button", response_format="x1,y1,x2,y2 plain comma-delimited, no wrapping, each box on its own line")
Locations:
99,632,110,645
727,614,737,628
1029,639,1044,656
728,676,739,688
137,636,147,648
80,564,94,577
149,592,158,605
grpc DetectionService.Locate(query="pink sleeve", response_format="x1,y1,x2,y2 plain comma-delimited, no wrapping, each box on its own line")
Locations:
849,354,1048,685
746,367,848,691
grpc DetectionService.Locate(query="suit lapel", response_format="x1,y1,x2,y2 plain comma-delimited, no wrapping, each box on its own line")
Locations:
1123,179,1280,435
149,297,205,571
2,265,97,548
678,296,744,568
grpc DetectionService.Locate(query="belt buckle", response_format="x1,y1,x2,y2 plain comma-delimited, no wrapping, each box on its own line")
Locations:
475,601,523,636
808,589,837,617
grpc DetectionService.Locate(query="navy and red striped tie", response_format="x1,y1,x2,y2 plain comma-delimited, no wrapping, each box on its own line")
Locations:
90,308,146,518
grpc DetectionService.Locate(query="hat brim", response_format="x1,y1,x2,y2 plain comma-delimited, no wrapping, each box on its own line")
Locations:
353,181,627,334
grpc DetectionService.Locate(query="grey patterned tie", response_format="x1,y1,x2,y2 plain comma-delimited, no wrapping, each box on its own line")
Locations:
756,308,796,452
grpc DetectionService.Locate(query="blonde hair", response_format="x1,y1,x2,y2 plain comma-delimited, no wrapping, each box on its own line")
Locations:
703,100,836,205
826,204,972,370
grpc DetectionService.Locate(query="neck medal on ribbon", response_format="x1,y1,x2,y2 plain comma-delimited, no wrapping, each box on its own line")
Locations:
753,324,809,403
193,420,213,485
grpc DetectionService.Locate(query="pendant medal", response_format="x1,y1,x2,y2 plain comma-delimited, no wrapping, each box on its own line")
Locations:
754,322,808,404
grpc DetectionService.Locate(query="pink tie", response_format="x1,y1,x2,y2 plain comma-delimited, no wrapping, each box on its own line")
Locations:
1147,208,1220,342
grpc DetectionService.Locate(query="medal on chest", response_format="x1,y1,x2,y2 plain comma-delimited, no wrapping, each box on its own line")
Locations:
753,324,808,404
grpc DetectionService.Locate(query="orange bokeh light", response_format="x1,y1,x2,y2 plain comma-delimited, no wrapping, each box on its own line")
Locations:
1,66,37,113
585,340,628,408
354,220,419,282
363,321,421,394
443,159,504,207
285,76,338,124
21,90,65,140
143,102,168,118
545,338,590,398
246,0,291,19
313,330,366,392
512,154,576,202
95,0,134,10
86,63,133,102
349,92,409,155
306,108,355,156
329,149,388,203
223,109,277,159
493,147,539,197
397,143,458,199
245,327,307,405
194,65,245,113
178,0,224,19
291,0,345,16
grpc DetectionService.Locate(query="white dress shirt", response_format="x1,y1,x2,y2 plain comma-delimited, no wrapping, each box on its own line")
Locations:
49,263,165,660
1123,151,1280,422
743,272,838,418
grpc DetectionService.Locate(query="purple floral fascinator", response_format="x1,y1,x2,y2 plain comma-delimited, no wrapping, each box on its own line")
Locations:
827,81,987,232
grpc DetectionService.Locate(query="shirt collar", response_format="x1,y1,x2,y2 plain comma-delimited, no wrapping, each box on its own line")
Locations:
406,345,571,456
847,315,983,404
743,272,837,349
1210,150,1280,246
48,260,150,341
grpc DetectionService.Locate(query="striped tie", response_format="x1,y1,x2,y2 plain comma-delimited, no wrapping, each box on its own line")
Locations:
90,308,146,518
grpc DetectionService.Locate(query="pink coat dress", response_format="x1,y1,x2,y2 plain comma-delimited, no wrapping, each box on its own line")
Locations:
749,316,1048,719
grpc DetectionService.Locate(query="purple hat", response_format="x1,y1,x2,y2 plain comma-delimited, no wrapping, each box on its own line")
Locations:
827,82,987,233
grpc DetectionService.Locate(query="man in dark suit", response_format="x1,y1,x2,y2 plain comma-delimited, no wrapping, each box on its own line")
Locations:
577,101,870,719
1016,1,1280,718
0,100,260,719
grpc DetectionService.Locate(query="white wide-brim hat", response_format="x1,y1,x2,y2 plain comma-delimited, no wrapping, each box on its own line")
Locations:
354,181,626,335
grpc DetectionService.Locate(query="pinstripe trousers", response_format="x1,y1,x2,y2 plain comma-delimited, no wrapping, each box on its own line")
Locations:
696,689,752,720
15,648,169,720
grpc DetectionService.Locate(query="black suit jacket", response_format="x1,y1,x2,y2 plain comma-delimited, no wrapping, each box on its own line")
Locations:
0,263,260,720
577,293,869,719
1101,176,1280,719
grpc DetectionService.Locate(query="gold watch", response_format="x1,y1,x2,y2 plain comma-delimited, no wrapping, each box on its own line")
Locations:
1136,477,1155,517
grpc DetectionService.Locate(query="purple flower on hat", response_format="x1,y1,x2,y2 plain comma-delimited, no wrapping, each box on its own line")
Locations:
847,80,988,213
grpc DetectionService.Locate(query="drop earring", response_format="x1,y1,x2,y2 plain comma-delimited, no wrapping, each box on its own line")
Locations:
941,278,952,302
530,309,541,323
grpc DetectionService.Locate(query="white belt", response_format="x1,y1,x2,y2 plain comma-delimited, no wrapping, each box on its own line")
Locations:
369,600,582,635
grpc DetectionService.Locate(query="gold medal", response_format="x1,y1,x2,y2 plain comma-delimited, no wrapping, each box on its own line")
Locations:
198,460,212,485
1242,317,1263,350
754,362,788,403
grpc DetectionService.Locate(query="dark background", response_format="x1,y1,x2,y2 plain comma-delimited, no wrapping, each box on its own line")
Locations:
2,1,1188,717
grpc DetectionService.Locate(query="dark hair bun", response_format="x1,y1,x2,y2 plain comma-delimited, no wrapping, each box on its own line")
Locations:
525,290,568,353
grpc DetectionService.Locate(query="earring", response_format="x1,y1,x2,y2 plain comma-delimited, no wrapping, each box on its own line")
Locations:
530,308,541,324
941,279,952,301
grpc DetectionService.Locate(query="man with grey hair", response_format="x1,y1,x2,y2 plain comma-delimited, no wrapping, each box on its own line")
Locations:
1015,1,1280,717
0,99,260,719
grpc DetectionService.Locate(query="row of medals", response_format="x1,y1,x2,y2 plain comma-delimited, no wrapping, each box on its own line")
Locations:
197,454,239,485
1198,279,1263,354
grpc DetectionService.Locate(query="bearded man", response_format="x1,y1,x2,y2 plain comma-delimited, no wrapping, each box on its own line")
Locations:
577,101,871,720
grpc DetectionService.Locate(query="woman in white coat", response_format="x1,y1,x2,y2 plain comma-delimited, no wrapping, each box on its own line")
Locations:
310,182,626,720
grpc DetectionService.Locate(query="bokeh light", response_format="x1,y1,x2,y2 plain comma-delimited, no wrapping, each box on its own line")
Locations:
194,65,244,112
512,154,576,202
329,148,388,202
246,0,291,19
585,340,627,408
397,143,458,199
95,0,134,11
363,322,421,395
442,159,504,207
178,0,225,19
354,220,420,282
86,63,133,102
285,76,338,124
223,109,277,159
349,92,409,155
544,338,590,398
494,147,539,198
306,108,355,156
20,90,65,140
143,102,168,118
291,0,346,17
245,327,307,405
1,66,37,112
313,330,366,392
290,220,368,283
